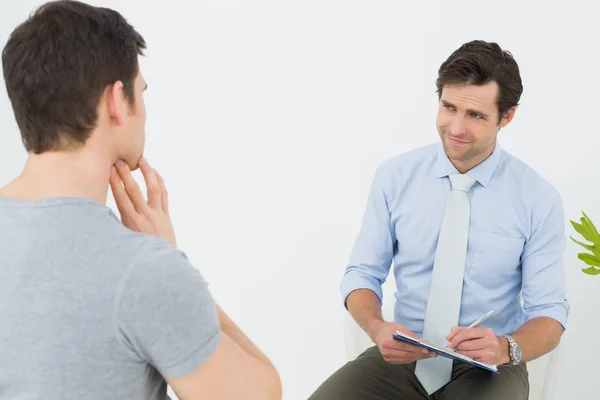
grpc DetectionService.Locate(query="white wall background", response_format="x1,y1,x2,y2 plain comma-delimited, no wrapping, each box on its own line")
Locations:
1,0,599,398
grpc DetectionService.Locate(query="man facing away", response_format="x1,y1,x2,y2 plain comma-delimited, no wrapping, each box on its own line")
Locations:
309,40,569,400
0,1,281,399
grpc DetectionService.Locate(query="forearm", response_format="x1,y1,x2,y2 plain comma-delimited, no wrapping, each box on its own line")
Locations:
216,305,282,398
216,305,276,368
499,317,563,364
346,289,384,342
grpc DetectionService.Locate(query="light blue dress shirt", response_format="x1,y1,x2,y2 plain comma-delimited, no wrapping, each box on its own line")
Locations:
341,141,569,337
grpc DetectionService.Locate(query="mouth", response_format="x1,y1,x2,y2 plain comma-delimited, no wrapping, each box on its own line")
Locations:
447,137,470,146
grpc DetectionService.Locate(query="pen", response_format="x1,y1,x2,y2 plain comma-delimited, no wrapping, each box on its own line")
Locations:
446,310,494,348
467,310,494,328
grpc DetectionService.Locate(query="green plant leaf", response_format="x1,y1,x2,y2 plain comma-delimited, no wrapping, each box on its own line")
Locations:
578,252,600,267
571,212,600,276
582,218,597,242
582,266,600,275
583,211,600,242
571,219,594,242
570,236,594,249
570,236,600,257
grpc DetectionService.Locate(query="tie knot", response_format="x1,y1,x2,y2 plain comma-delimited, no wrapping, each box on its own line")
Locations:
449,174,476,192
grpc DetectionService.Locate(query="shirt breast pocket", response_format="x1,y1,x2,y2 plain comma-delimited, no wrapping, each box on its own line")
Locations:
470,229,525,288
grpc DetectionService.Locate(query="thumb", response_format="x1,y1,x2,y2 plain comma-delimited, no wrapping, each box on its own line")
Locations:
395,324,419,339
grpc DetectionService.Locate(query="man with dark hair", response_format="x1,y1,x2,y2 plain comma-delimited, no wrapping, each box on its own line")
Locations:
0,1,281,399
309,40,568,399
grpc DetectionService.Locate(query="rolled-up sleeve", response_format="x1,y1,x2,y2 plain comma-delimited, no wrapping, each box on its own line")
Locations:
521,191,570,330
341,166,396,307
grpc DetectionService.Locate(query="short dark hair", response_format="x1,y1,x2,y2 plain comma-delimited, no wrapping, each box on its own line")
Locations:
2,0,146,154
436,40,523,123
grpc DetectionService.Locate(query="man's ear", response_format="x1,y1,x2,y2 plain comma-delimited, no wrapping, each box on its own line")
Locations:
104,81,127,126
499,106,517,128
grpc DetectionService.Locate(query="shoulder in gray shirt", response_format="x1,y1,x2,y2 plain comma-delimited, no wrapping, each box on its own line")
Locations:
0,197,221,399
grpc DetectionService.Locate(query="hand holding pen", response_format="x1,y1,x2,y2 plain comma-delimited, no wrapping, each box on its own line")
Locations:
445,311,505,365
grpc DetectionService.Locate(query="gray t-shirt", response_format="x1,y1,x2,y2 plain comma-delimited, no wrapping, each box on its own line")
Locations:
0,196,221,399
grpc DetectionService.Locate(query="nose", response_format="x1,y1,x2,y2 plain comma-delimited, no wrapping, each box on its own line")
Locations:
448,115,467,136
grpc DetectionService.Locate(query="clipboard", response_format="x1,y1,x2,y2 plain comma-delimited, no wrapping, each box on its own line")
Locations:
392,330,499,373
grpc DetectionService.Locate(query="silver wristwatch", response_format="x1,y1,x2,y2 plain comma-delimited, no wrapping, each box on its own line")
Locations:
503,335,522,365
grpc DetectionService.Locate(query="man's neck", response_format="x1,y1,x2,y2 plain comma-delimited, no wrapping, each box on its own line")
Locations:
0,149,112,205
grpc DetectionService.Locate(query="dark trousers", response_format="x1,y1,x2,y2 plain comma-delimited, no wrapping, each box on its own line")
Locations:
308,346,529,400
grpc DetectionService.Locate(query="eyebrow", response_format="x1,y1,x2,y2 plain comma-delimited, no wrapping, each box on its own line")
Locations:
441,100,489,119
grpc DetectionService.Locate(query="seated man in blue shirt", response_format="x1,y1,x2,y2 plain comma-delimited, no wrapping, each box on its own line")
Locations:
309,40,568,400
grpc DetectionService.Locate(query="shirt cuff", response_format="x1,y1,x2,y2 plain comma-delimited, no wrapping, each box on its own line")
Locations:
340,269,384,309
525,302,570,331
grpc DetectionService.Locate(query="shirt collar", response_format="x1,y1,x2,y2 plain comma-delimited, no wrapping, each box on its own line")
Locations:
434,140,502,188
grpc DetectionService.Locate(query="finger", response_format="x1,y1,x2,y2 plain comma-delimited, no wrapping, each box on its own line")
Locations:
446,326,464,342
455,338,491,352
115,160,148,214
138,157,161,211
473,354,496,365
388,354,435,364
383,348,420,358
383,339,439,361
459,349,495,363
381,348,434,363
385,338,424,354
394,326,420,340
449,327,491,349
110,166,136,217
404,344,435,358
457,349,484,359
155,169,168,213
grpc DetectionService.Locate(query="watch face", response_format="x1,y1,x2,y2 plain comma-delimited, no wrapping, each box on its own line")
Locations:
514,345,522,362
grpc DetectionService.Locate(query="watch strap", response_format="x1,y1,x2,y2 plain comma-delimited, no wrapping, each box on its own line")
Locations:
503,334,518,365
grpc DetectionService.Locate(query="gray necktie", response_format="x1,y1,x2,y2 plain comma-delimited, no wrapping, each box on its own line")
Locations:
414,173,476,394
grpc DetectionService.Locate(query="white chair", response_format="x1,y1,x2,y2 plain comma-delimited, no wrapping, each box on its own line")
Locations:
343,300,561,400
